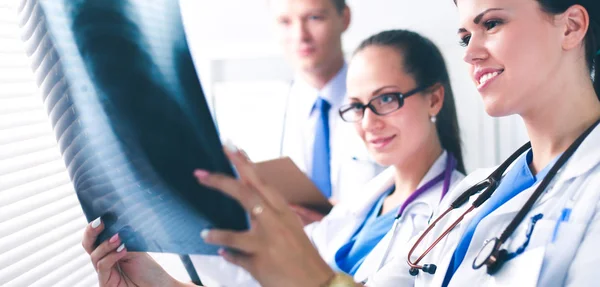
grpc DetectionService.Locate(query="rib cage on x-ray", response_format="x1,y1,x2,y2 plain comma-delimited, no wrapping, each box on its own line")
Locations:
17,0,248,255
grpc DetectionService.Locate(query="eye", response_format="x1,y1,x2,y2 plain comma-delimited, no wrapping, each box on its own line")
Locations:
349,102,364,110
374,94,398,106
459,34,471,47
277,18,290,26
308,15,324,21
484,19,503,30
380,94,395,104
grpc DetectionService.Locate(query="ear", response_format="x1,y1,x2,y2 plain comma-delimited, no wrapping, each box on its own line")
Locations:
342,6,351,32
428,84,445,117
561,5,590,52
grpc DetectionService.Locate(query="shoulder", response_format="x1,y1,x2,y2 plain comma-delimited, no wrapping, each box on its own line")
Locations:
450,170,467,187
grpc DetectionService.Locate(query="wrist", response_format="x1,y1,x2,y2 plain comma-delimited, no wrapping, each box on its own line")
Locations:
173,279,198,287
319,271,356,287
314,266,336,287
312,264,336,287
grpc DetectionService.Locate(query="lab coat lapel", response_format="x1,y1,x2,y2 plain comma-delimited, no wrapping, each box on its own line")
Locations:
320,168,395,266
558,123,600,180
536,124,600,204
353,153,455,281
486,124,600,218
355,173,450,281
279,80,316,169
345,166,396,218
426,169,503,287
412,169,492,285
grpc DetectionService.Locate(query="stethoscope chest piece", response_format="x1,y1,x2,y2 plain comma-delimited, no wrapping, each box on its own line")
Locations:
473,237,507,275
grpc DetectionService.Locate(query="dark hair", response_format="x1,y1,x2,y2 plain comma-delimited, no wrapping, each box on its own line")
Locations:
268,0,346,13
354,30,466,173
331,0,346,14
536,1,600,99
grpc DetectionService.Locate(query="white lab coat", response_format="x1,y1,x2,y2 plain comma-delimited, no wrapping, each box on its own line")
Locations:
190,152,462,287
366,125,600,287
306,151,464,283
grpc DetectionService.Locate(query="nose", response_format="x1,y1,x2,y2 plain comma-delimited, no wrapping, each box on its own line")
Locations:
463,34,488,65
361,107,383,132
291,19,310,43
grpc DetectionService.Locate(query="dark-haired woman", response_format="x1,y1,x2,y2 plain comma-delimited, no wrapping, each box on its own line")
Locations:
190,28,467,286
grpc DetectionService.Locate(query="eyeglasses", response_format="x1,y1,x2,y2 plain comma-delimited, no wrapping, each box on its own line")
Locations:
338,86,428,122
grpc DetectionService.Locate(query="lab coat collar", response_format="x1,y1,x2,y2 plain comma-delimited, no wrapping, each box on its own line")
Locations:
292,63,348,118
478,124,600,218
346,151,450,218
556,123,600,181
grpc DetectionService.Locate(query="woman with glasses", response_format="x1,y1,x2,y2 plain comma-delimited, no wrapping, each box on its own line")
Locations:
81,29,465,286
295,29,466,283
192,29,467,286
189,0,600,286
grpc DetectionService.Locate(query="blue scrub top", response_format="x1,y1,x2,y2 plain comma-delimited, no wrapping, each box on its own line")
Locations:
334,186,396,275
443,150,558,286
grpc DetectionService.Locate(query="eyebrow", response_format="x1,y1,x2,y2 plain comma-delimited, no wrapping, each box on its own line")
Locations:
302,9,328,16
372,85,399,96
457,8,505,33
276,9,328,20
348,85,399,103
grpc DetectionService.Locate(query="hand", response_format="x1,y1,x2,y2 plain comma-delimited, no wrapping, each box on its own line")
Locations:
82,218,181,287
193,146,338,287
290,205,326,226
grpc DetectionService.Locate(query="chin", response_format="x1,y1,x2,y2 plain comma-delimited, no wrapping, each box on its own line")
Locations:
371,152,396,167
481,94,515,118
299,58,327,72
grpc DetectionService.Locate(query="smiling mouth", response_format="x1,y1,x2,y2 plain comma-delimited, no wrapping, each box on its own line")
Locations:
369,135,396,149
477,70,504,88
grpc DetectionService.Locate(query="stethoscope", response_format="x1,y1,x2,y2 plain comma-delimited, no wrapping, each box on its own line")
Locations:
376,154,458,270
406,119,600,276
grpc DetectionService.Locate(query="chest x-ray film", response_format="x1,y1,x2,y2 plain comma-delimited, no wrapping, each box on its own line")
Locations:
19,0,249,254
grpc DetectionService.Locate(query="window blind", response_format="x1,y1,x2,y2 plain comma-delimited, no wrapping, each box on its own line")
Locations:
0,0,195,285
0,0,99,286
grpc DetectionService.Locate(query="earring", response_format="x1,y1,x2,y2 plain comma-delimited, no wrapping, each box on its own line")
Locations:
430,115,437,123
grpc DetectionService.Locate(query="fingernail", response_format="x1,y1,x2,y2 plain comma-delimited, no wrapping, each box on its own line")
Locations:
116,243,125,252
194,169,210,179
223,140,239,153
109,233,119,243
91,217,101,229
200,229,210,239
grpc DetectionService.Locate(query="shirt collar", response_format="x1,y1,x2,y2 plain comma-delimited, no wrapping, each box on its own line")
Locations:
292,63,348,117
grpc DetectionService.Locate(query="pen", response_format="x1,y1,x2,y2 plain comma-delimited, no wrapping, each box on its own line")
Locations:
551,207,571,242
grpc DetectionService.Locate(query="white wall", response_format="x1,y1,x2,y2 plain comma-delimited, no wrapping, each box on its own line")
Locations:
181,0,529,172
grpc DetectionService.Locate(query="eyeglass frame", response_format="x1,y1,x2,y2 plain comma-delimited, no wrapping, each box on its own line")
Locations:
338,85,430,122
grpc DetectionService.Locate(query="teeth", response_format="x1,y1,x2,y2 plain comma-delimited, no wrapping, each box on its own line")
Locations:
479,71,499,85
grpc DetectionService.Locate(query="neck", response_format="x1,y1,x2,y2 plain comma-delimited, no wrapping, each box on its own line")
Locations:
522,74,600,174
390,136,444,203
297,55,345,90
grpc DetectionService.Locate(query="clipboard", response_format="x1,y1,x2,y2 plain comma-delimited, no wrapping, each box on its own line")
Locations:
255,157,333,214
